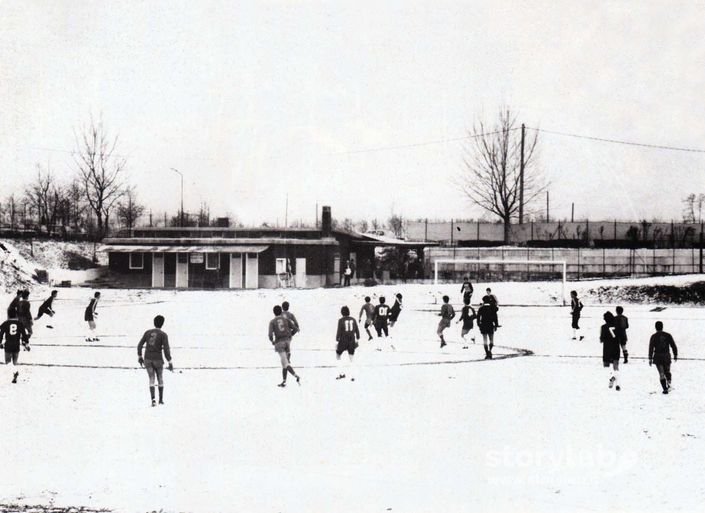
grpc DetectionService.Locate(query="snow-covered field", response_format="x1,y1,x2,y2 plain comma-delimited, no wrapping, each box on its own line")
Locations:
2,279,705,513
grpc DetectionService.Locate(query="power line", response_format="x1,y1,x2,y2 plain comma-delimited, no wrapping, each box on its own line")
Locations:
529,127,705,154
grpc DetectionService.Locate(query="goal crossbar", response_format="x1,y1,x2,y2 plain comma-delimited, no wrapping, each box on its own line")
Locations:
433,258,567,305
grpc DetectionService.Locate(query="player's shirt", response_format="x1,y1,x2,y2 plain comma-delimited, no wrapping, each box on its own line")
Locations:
460,305,476,330
476,304,497,333
600,323,620,362
359,303,375,322
336,316,360,344
649,331,678,363
17,299,32,320
487,294,499,310
0,319,29,353
282,311,299,331
461,282,474,303
570,297,583,316
7,296,21,319
269,315,297,342
390,299,402,321
39,296,55,312
373,304,391,325
440,303,456,320
613,314,629,341
84,298,99,321
137,328,171,363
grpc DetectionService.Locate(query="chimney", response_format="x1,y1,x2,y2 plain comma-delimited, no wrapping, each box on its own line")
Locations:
321,206,332,237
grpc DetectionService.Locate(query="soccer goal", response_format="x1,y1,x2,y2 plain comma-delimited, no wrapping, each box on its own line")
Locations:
433,258,567,305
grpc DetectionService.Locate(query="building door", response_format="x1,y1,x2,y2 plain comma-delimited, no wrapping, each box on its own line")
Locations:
152,253,165,287
176,253,188,288
245,253,259,289
229,254,243,288
295,258,306,288
333,255,341,285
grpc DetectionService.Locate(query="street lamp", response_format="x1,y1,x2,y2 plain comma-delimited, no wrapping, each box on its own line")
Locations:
170,168,184,227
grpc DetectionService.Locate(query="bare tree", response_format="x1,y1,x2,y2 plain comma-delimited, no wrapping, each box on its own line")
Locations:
24,164,65,235
457,109,545,243
117,186,145,230
682,193,696,223
73,116,126,238
197,202,210,227
387,214,403,238
357,219,369,233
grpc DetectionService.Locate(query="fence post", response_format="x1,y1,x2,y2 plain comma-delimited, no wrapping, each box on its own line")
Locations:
700,222,703,273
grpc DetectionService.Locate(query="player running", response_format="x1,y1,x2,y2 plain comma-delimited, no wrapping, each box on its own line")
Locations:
269,305,301,387
358,296,375,341
389,293,403,328
570,290,584,340
614,306,629,363
0,312,30,384
457,297,477,347
648,321,678,394
137,315,173,407
35,290,58,322
372,297,391,340
437,295,455,348
335,306,360,381
84,291,100,341
600,311,621,391
17,290,33,339
460,277,474,304
477,295,498,359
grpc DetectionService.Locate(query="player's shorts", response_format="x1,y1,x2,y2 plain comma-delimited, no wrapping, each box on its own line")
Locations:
437,319,451,333
144,358,164,371
274,339,292,354
87,320,96,329
336,340,357,356
461,327,472,337
603,358,620,369
364,319,373,328
4,351,19,365
571,314,580,329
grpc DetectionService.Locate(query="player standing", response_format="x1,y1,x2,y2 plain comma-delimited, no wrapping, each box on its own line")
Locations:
84,291,100,341
648,321,678,394
570,290,584,340
437,295,455,348
614,306,629,363
0,312,30,384
35,290,58,321
358,296,375,341
600,311,621,391
335,306,360,381
6,289,22,319
457,297,477,346
372,297,391,339
137,315,173,407
268,305,301,387
460,277,474,304
485,287,499,325
389,293,403,328
477,295,498,359
17,290,33,340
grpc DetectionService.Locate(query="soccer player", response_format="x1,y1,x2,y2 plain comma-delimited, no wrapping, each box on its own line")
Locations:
0,312,30,384
6,289,22,319
137,315,173,407
84,291,100,341
648,321,678,394
460,277,474,304
269,305,301,387
570,290,584,340
358,296,375,341
281,301,299,362
35,290,58,321
485,287,499,325
437,295,455,348
456,297,477,346
389,293,403,328
372,296,391,339
335,306,360,380
477,295,498,359
17,290,33,339
600,311,621,391
614,306,629,363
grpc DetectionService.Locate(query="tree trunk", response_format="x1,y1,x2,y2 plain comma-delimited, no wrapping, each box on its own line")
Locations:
503,217,511,244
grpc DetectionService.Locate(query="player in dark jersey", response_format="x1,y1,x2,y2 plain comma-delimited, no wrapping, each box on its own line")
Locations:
35,290,58,321
84,291,100,341
335,306,360,381
460,277,474,304
389,293,403,328
0,314,30,384
437,295,455,348
600,311,621,391
614,306,629,363
281,301,299,362
17,290,33,339
477,295,498,359
456,297,476,347
6,289,22,319
372,297,391,339
358,297,375,341
137,315,173,407
570,290,584,340
269,305,301,387
649,321,678,394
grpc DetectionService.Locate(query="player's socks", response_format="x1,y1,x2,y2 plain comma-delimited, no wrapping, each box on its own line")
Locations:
609,376,615,388
282,368,287,382
660,378,668,393
623,350,629,364
150,386,156,401
158,386,164,404
440,335,446,348
12,371,18,384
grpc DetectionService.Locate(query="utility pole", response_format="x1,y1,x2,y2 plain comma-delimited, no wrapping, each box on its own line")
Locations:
285,193,288,228
571,203,574,222
519,123,525,224
546,191,550,223
170,168,184,227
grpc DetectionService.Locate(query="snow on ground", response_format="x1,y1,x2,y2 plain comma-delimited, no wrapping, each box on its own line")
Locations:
1,280,705,513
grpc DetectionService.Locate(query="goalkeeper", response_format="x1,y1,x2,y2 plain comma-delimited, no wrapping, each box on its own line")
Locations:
137,315,173,407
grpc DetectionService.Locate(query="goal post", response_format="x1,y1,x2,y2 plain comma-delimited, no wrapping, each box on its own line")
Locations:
433,258,567,305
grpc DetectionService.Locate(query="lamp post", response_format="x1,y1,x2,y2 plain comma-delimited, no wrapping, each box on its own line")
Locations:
170,168,184,227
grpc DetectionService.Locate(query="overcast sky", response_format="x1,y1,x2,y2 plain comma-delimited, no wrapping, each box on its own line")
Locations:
2,1,705,226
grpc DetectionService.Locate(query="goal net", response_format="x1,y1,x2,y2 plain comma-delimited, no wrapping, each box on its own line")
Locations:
433,258,567,305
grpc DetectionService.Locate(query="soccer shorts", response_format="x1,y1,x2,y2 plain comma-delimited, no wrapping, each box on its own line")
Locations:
336,340,357,356
4,351,19,365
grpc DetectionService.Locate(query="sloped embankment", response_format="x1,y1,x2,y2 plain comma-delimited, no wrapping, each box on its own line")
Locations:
589,281,705,305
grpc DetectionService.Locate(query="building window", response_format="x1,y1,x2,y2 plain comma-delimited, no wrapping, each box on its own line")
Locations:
129,253,144,269
276,258,287,274
206,253,220,270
